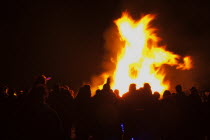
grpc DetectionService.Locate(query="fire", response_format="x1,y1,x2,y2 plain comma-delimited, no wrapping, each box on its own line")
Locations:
111,12,192,96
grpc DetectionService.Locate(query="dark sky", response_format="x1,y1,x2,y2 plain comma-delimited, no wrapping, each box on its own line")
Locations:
1,0,210,90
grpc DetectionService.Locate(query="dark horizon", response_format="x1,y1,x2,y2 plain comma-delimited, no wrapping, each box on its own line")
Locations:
1,0,210,91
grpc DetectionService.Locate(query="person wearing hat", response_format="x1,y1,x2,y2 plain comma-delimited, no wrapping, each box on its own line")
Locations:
34,75,51,86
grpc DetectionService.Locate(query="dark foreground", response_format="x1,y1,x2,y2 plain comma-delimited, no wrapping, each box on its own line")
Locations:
1,76,210,140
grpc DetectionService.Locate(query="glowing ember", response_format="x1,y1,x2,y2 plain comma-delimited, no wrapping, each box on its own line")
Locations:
111,12,192,96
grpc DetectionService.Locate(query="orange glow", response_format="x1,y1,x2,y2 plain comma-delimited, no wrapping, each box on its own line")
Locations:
111,12,192,96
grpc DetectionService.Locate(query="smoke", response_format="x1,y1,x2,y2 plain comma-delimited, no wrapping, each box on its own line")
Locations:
90,24,123,94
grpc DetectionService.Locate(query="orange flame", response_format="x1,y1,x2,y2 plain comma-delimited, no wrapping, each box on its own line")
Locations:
111,12,192,96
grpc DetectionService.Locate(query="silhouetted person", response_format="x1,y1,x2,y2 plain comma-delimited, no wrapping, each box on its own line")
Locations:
129,83,136,93
7,88,18,118
47,84,74,139
163,90,171,100
75,85,93,140
0,85,8,100
0,85,9,140
140,83,159,140
143,83,152,96
160,90,177,140
8,88,16,98
153,91,160,101
151,91,161,139
187,87,202,139
92,82,121,140
114,89,120,99
34,75,50,86
175,85,185,96
122,83,147,140
12,84,65,140
174,85,188,139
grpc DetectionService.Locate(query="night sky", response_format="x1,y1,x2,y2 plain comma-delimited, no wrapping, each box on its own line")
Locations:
1,0,210,91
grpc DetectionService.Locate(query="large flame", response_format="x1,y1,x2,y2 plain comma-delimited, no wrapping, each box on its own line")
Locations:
111,12,192,96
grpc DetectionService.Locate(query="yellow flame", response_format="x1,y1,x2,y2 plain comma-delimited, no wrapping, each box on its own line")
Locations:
111,12,192,96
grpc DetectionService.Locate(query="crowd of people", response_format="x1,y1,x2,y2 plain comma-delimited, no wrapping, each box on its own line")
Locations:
1,75,210,140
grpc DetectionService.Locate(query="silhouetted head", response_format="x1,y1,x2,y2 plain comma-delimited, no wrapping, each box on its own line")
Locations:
83,85,91,97
138,87,144,92
153,91,160,100
144,83,151,90
190,86,198,95
29,84,49,103
34,75,50,85
8,88,16,96
60,86,74,98
0,85,8,92
175,85,182,93
114,89,120,97
143,83,152,95
95,89,101,96
102,83,111,92
163,90,171,99
129,83,136,93
77,85,91,101
53,83,61,93
0,85,8,97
